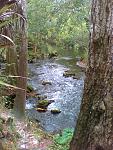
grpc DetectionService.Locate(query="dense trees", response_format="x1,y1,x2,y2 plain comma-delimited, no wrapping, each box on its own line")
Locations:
70,0,113,150
1,0,113,149
27,0,90,58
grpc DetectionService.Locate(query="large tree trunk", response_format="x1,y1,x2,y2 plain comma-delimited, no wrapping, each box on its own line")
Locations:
70,0,113,150
14,0,27,119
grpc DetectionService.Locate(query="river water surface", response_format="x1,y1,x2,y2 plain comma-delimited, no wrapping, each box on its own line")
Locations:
26,57,84,132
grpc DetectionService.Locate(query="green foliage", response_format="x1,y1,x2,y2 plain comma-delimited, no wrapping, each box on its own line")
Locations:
27,0,91,59
0,0,17,30
54,128,74,145
49,128,74,150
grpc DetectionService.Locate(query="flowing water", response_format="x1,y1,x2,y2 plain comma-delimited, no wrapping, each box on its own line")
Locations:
26,57,84,132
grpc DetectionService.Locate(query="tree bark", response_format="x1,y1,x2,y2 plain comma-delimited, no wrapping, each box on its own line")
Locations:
70,0,113,150
5,26,18,76
14,0,27,119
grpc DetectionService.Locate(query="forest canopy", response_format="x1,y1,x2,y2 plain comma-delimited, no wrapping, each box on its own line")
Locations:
27,0,90,58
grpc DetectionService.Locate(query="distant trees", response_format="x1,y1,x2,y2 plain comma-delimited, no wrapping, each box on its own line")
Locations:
27,0,90,58
70,0,113,150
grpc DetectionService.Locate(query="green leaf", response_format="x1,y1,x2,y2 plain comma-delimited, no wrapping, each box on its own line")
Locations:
54,128,74,145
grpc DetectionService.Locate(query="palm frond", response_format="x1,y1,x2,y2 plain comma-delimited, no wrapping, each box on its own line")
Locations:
0,34,15,45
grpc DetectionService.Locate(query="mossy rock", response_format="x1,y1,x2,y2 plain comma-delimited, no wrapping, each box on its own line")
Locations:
42,81,52,85
37,99,54,109
37,100,50,108
51,109,61,114
27,84,34,93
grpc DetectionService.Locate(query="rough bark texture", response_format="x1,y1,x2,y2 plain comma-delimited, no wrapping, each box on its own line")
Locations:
70,0,113,150
5,26,18,76
14,0,27,119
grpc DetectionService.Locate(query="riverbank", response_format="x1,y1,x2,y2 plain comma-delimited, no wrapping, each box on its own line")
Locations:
0,56,84,149
0,106,73,150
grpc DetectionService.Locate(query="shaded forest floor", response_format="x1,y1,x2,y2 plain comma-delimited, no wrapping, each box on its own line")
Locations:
0,107,72,150
0,108,52,150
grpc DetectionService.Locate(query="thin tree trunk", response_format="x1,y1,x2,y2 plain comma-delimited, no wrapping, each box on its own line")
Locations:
14,0,27,119
70,0,113,150
5,26,18,76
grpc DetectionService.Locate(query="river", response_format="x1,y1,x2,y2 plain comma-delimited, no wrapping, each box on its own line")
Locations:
26,57,84,132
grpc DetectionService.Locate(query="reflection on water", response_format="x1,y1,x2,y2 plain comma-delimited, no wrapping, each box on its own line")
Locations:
26,58,84,132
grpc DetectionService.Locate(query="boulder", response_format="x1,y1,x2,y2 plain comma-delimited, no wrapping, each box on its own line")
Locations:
37,100,49,108
36,100,55,113
37,99,54,109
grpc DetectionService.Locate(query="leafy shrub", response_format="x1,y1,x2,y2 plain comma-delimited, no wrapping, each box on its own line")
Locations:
49,128,74,150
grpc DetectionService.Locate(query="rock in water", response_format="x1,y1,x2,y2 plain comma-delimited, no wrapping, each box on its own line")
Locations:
37,100,50,108
35,108,47,112
51,109,61,114
42,81,52,85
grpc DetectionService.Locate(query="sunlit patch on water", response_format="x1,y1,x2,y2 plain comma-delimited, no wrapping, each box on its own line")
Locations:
26,102,35,109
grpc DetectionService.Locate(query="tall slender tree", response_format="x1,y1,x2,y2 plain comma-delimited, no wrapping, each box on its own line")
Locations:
70,0,113,150
14,0,27,119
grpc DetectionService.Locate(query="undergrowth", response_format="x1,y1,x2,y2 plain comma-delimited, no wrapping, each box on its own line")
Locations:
49,128,74,150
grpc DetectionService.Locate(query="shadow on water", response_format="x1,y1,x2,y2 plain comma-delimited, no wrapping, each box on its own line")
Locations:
26,57,84,133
